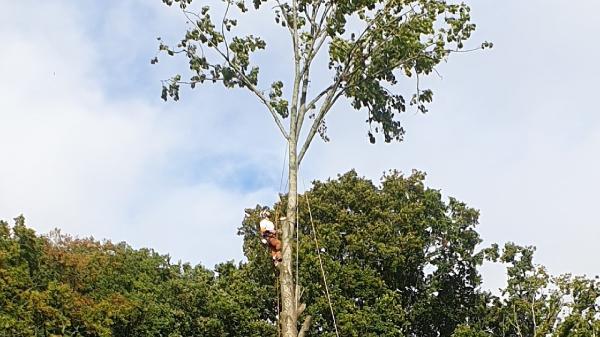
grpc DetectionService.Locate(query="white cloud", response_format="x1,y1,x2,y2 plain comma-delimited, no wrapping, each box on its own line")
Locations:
0,1,282,267
1,0,599,282
0,2,168,237
125,182,275,265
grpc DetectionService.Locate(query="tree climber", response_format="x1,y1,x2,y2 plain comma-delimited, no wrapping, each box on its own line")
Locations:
259,209,282,265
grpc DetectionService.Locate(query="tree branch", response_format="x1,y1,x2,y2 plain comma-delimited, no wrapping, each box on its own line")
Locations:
298,39,441,164
512,304,524,337
243,77,290,140
288,0,304,140
212,47,290,140
303,83,334,112
532,295,538,337
297,84,344,164
274,0,296,40
292,0,299,55
297,315,313,337
221,0,232,60
295,3,332,136
182,6,290,140
301,2,332,75
296,5,396,148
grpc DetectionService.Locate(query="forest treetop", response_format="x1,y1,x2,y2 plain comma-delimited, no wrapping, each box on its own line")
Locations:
1,170,598,336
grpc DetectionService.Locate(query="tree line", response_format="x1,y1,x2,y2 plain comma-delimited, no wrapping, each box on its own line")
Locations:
1,170,598,336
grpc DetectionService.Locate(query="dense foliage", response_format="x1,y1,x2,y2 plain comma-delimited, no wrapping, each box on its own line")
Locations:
2,171,598,336
241,170,490,337
0,217,273,337
157,0,491,146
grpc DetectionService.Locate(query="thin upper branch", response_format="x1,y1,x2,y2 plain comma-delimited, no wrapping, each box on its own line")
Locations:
298,44,436,164
304,83,335,111
297,315,313,337
299,2,332,77
300,57,436,164
297,81,344,164
213,46,290,140
240,74,290,140
183,3,289,140
289,0,303,141
531,295,538,337
274,0,296,40
295,2,327,137
292,0,299,53
221,0,232,60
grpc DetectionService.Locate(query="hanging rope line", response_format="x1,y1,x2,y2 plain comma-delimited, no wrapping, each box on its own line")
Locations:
278,145,288,195
276,273,281,337
274,146,339,337
276,143,288,337
295,190,300,311
277,142,301,315
274,142,288,231
302,179,341,337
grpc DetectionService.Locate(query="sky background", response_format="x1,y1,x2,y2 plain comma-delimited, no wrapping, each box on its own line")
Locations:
1,0,599,291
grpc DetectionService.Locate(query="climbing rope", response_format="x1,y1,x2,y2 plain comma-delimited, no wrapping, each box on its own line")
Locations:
279,144,288,196
275,143,301,318
302,179,341,337
276,274,281,337
295,194,300,311
272,143,339,337
276,143,288,337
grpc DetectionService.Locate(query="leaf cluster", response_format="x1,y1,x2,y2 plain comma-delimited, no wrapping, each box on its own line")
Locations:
239,171,600,337
240,170,490,336
0,217,273,337
155,0,492,147
453,243,600,337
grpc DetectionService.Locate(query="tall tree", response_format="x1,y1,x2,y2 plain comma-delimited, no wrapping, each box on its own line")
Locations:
155,1,490,335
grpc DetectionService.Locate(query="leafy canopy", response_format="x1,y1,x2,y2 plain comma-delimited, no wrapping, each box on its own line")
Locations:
156,0,491,148
0,217,273,337
2,171,599,336
241,170,490,336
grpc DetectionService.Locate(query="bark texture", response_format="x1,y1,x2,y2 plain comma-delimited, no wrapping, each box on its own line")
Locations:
281,133,299,337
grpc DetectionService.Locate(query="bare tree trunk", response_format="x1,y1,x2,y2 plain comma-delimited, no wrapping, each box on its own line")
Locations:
281,135,299,337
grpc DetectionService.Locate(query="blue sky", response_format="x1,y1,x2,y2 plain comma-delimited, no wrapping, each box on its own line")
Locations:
1,0,599,291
